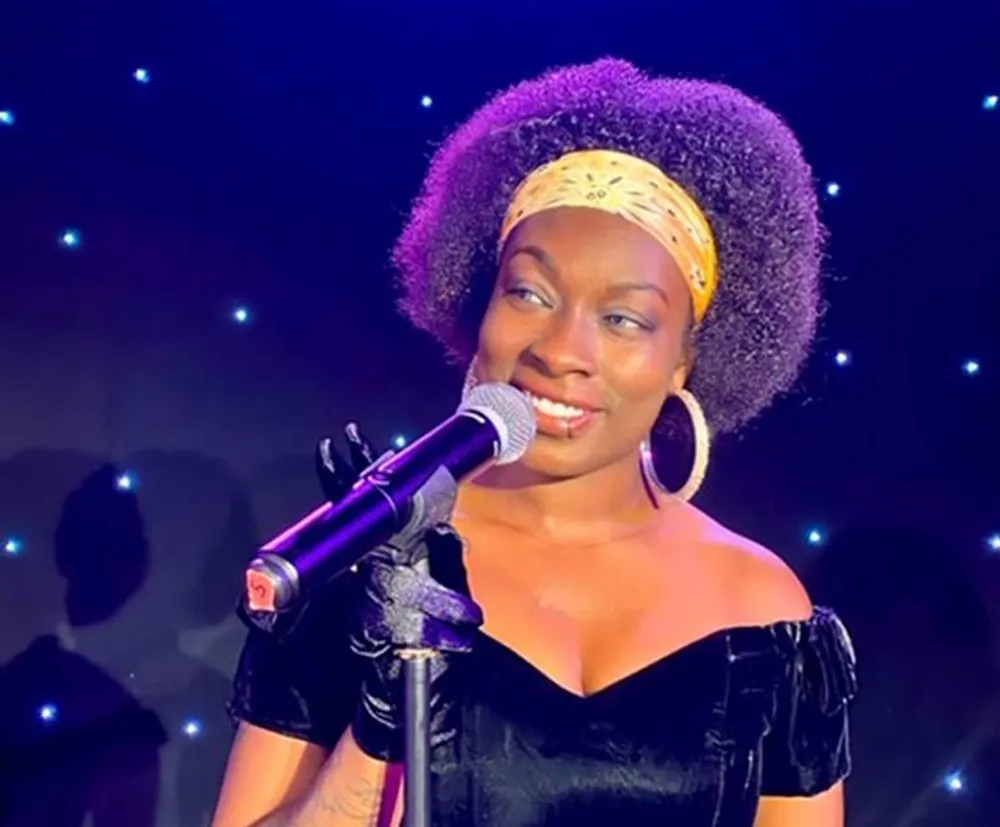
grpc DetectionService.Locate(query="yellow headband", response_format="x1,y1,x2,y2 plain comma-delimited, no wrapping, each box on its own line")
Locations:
499,149,718,321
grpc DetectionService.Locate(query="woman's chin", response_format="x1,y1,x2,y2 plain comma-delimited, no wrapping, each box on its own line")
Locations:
511,436,610,482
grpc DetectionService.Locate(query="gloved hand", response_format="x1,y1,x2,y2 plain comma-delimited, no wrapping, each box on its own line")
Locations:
316,423,484,762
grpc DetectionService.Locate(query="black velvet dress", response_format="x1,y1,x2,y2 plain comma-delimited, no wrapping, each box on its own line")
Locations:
228,570,858,826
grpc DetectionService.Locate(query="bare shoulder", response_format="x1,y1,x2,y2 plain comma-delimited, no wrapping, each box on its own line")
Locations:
665,498,814,625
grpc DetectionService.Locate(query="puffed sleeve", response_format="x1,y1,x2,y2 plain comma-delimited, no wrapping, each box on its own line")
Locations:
760,607,858,797
226,573,363,749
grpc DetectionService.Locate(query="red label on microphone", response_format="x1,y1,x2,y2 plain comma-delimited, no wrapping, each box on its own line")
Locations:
246,569,277,612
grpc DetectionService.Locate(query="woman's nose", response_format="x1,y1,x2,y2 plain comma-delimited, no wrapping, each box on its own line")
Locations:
525,313,598,377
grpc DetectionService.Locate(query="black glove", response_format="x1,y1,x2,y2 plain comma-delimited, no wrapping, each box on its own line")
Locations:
316,423,483,762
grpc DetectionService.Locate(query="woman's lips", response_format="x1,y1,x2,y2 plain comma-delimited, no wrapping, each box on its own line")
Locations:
510,382,604,439
531,407,599,438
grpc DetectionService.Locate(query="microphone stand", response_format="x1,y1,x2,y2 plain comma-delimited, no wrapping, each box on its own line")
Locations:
396,466,457,827
400,650,435,827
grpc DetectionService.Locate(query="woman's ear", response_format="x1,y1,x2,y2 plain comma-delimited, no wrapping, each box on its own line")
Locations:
671,322,696,392
670,361,689,394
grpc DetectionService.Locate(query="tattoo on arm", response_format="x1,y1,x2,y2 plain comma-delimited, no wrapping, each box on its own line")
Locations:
248,739,387,827
312,779,382,824
295,739,386,827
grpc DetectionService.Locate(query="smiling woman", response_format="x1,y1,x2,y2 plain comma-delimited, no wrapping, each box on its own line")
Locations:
476,206,691,470
212,58,856,827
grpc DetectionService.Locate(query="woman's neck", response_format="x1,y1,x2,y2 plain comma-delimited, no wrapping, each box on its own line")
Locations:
455,450,660,546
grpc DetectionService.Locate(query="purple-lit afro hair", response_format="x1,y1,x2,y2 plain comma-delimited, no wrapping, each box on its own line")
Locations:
393,58,823,434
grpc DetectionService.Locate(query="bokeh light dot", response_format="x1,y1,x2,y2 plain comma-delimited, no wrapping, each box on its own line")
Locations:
59,228,82,249
945,772,964,793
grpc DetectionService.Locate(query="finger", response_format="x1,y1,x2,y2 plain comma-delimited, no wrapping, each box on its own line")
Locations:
344,422,377,472
362,561,483,627
349,624,392,660
315,437,356,502
417,619,479,654
390,567,484,627
427,525,473,597
376,607,479,653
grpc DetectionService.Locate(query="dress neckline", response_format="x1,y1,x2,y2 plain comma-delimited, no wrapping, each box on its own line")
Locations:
474,617,794,702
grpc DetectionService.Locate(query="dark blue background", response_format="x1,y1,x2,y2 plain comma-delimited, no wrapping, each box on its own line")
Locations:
0,1,998,824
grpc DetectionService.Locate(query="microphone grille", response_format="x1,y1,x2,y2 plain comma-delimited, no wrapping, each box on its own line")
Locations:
460,382,536,465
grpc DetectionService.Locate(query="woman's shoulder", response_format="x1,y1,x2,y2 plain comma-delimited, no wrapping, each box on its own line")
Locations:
660,497,813,626
663,499,856,693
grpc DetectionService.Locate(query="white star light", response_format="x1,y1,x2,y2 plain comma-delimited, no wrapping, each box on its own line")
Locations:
59,228,82,249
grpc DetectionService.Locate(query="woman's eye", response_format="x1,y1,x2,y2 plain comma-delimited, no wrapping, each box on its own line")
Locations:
506,287,548,306
605,313,650,332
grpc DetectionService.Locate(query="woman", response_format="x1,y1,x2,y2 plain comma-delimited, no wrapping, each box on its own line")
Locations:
212,58,857,827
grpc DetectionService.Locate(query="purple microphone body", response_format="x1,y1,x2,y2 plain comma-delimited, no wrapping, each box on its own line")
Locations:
244,383,535,613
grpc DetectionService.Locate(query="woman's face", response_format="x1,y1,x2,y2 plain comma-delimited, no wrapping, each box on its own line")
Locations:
476,206,692,481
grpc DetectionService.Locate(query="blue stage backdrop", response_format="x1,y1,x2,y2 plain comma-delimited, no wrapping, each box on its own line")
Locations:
0,1,998,825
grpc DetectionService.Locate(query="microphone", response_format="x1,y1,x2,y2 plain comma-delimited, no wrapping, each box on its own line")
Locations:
244,383,536,613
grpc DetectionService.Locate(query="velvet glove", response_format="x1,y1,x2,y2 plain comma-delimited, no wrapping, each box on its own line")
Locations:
316,423,483,762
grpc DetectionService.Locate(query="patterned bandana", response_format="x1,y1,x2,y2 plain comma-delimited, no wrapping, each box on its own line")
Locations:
500,149,718,321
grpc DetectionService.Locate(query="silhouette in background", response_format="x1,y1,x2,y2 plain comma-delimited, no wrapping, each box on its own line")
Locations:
0,455,166,827
124,449,261,827
0,447,268,827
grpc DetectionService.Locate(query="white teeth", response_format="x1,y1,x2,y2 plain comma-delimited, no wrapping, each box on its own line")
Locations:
525,392,585,419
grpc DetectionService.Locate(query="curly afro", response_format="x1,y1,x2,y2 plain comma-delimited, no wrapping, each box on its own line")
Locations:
393,58,824,434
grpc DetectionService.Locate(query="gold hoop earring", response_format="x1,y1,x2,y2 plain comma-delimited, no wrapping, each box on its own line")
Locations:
461,355,480,402
639,388,710,502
